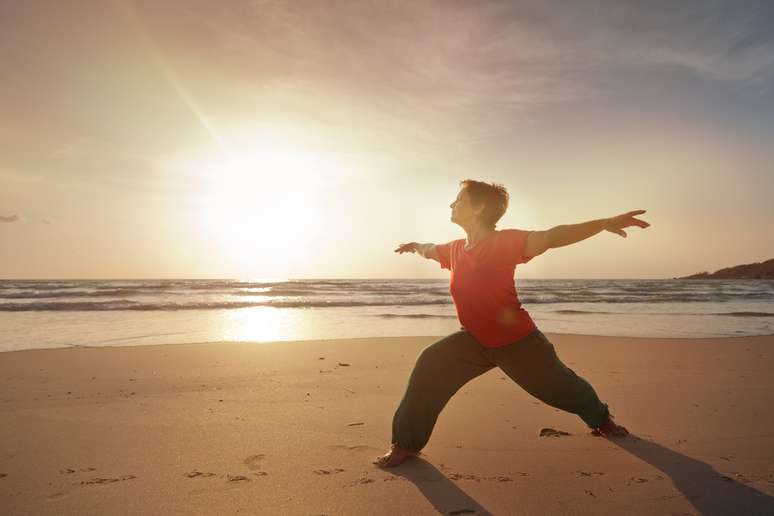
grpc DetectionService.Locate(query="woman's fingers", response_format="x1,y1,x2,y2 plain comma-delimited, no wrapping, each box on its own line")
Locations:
629,217,650,228
394,242,418,253
607,210,649,238
615,212,649,229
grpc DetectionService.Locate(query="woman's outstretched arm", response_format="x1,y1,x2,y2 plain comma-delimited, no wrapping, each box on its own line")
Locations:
525,210,650,258
394,242,440,262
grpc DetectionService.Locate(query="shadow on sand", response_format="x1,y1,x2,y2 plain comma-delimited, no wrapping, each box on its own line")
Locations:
611,433,774,515
385,455,493,515
382,434,774,515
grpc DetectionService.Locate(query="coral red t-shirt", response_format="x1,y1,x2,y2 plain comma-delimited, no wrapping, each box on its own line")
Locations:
435,229,536,348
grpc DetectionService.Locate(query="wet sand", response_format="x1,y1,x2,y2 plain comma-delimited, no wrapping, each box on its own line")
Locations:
2,333,774,515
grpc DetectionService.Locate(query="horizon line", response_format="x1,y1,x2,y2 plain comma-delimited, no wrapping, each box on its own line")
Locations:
0,276,726,281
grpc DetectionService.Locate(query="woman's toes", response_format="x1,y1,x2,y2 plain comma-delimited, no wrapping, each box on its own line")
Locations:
374,452,392,466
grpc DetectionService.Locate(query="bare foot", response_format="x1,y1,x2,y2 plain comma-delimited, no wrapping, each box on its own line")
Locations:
373,443,418,468
591,415,629,437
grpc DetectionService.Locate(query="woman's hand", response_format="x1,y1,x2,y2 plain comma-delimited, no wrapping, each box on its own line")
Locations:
604,210,650,238
394,242,421,254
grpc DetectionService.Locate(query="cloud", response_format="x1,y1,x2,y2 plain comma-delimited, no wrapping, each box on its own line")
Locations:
122,0,774,154
0,214,19,223
2,0,773,173
173,1,774,103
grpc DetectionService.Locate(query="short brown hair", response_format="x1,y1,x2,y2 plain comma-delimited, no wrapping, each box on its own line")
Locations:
460,179,509,230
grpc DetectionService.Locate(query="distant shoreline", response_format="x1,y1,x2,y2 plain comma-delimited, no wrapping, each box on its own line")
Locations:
677,258,774,279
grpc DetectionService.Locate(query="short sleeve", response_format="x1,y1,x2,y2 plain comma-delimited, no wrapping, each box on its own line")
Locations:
434,242,453,270
501,229,534,266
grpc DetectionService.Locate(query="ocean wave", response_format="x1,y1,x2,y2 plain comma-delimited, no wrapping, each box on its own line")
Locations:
0,280,445,295
232,289,320,297
709,311,774,317
377,313,458,319
0,299,453,312
548,310,774,317
5,292,768,303
2,280,772,309
0,280,288,291
520,294,773,303
553,309,613,315
0,289,175,299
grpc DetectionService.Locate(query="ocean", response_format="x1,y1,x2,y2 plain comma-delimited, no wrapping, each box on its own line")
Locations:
1,278,772,352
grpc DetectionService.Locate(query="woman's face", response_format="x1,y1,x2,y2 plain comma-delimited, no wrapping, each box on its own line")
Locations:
449,187,483,226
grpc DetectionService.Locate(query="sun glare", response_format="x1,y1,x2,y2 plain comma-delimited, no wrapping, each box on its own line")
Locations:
192,147,335,274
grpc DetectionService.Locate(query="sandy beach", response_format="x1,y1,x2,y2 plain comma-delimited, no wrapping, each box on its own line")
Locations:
2,333,774,515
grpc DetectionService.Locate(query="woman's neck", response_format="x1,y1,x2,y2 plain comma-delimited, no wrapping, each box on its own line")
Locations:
464,226,494,247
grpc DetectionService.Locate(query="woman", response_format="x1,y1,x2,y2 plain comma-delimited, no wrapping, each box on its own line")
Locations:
374,179,650,468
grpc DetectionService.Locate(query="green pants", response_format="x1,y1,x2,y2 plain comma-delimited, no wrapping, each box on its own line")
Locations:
391,328,610,452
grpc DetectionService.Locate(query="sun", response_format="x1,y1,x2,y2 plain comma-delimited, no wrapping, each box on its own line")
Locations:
193,147,334,275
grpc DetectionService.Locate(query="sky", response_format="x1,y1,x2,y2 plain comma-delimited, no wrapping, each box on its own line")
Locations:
1,0,773,280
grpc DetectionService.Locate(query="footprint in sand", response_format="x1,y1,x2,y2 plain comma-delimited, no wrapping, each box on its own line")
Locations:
60,467,97,475
721,472,753,484
313,468,345,475
448,472,522,483
345,477,375,487
243,454,270,477
184,470,218,478
226,474,251,482
243,454,266,471
327,444,381,453
80,475,136,486
577,471,605,477
540,428,571,437
448,473,483,482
